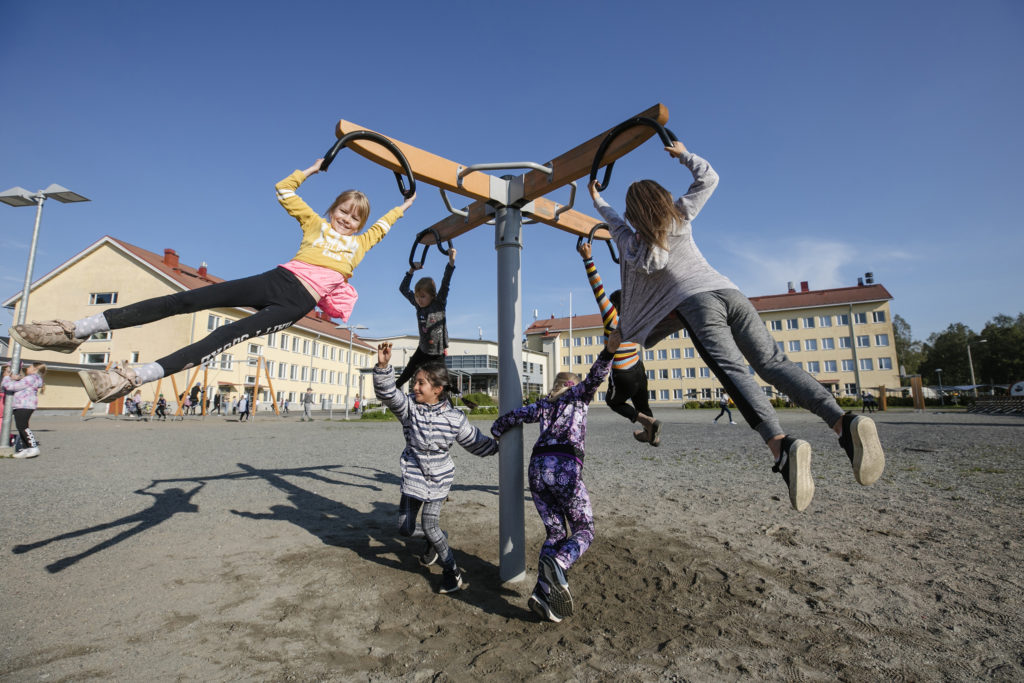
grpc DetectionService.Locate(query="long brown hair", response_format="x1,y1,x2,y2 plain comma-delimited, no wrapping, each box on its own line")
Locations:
325,190,370,231
624,179,684,251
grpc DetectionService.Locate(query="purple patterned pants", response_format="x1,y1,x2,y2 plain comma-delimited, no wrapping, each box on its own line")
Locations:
529,452,594,571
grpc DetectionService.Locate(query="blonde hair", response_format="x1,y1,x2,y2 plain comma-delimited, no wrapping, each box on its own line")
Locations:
326,190,370,231
548,371,581,400
414,277,437,299
27,362,46,394
624,179,684,251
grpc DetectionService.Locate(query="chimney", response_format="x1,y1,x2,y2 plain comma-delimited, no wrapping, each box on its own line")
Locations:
787,281,795,294
800,281,809,292
857,277,864,286
198,261,208,278
865,272,874,284
318,310,332,322
163,249,179,268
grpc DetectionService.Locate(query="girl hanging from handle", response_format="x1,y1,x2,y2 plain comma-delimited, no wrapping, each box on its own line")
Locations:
11,158,414,403
590,140,884,512
395,247,456,390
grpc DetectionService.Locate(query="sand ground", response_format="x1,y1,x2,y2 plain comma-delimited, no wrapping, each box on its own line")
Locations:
1,407,1022,681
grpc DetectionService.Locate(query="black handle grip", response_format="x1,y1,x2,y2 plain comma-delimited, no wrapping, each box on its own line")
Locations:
322,130,417,199
408,228,453,268
575,223,620,264
589,116,677,193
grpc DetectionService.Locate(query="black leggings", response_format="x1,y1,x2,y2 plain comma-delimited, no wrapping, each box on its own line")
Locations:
13,409,37,448
103,267,317,376
395,347,444,390
605,362,653,423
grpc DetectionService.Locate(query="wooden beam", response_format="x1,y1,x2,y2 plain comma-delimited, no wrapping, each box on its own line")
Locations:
334,121,494,202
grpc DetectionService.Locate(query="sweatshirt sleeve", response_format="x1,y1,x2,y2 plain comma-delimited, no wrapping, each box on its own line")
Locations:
491,402,543,438
399,269,416,305
437,262,455,305
584,257,617,336
571,349,613,404
456,416,499,456
356,206,404,254
275,171,320,226
373,365,412,424
675,151,719,222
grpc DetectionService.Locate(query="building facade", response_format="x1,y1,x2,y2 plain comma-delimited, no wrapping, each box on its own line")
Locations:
525,281,901,405
3,236,377,412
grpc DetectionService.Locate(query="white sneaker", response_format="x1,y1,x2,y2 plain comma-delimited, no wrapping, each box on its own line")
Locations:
730,421,737,424
13,447,39,459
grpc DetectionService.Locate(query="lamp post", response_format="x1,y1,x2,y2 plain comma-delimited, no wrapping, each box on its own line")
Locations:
967,339,987,398
1,185,89,455
337,323,367,419
936,368,944,406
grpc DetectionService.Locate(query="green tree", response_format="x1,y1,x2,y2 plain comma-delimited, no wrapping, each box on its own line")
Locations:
892,314,924,378
977,313,1024,385
919,323,975,385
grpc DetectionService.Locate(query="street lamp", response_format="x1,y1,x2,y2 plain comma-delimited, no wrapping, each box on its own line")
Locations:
1,185,90,455
337,322,367,420
936,368,944,406
967,339,987,398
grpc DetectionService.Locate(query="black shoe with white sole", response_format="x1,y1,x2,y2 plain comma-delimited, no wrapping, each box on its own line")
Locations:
774,437,814,511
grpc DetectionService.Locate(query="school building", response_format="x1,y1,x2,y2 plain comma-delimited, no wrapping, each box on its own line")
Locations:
2,236,378,413
525,279,901,405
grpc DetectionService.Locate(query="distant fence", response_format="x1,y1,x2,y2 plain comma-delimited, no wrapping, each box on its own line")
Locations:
968,396,1024,416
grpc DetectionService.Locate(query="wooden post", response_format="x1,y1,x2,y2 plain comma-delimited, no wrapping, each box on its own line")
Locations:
878,385,886,411
149,378,163,417
261,357,281,416
910,376,925,411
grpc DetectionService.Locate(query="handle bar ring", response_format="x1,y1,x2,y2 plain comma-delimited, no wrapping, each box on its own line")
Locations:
322,130,417,199
575,223,619,264
589,117,677,193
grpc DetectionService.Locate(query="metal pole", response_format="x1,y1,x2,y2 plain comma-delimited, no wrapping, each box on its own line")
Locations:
1,195,45,453
848,304,862,398
968,344,978,398
937,369,944,406
345,333,354,420
495,202,526,583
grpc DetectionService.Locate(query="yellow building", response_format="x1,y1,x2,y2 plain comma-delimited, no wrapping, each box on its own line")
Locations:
525,280,901,405
3,236,376,413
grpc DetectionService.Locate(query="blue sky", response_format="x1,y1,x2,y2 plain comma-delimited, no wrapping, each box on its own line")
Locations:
2,1,1021,344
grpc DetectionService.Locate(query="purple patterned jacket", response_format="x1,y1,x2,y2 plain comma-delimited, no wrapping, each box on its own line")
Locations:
491,350,612,461
2,374,43,410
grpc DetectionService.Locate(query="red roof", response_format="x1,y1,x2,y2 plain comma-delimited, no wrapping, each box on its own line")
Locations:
526,284,893,335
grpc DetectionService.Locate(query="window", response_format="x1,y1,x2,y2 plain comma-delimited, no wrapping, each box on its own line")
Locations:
669,331,680,339
646,370,655,380
845,383,858,395
700,388,712,399
822,338,835,350
684,348,695,359
291,337,299,353
87,331,112,341
302,340,310,354
598,392,607,401
681,328,689,338
659,390,669,400
289,364,298,380
247,356,259,367
207,314,221,331
872,311,885,323
659,369,669,380
81,352,109,365
788,340,801,352
562,356,570,365
786,318,799,330
321,369,327,383
672,368,682,379
803,317,815,328
248,343,261,355
819,315,832,327
824,360,837,373
763,386,774,398
301,367,309,381
856,335,870,348
854,312,868,324
769,320,783,331
245,376,256,385
657,349,667,360
330,347,336,361
860,358,874,371
875,334,889,346
805,339,818,351
267,332,276,347
562,338,570,348
644,350,654,361
217,354,232,370
280,334,289,350
837,314,850,325
839,337,852,349
648,390,657,400
89,292,118,305
584,336,594,346
277,364,286,379
807,361,820,374
574,355,582,365
329,371,335,384
795,361,803,369
699,367,710,378
585,354,594,363
842,359,855,371
670,348,680,359
685,368,696,378
878,357,893,370
573,337,582,347
673,389,683,399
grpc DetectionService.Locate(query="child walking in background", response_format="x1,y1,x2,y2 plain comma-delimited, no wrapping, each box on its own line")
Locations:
577,242,660,445
714,394,736,424
589,140,885,512
10,158,415,403
395,248,456,390
2,362,46,459
491,329,621,622
373,341,497,594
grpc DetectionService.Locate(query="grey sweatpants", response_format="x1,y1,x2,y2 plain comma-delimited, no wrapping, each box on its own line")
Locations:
676,289,845,443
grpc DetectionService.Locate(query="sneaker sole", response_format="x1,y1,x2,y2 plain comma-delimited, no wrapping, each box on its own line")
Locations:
438,577,464,594
788,439,814,512
77,370,104,403
539,557,574,618
9,326,77,354
850,417,885,486
528,593,562,623
12,451,39,459
649,420,662,447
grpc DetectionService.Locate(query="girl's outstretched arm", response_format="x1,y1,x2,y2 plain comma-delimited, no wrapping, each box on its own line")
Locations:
437,248,456,305
670,143,719,222
455,416,498,456
399,267,418,305
373,342,412,422
491,401,542,439
568,329,620,403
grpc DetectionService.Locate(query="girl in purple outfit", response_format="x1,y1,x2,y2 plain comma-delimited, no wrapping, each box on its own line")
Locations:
2,362,46,459
491,329,620,623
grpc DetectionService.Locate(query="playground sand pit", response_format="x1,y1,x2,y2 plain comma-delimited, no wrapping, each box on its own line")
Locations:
2,409,1022,681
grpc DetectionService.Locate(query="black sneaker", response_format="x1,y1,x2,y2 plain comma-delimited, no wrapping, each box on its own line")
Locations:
439,567,464,594
527,588,562,623
418,540,439,567
774,437,814,511
837,412,885,485
538,556,573,619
